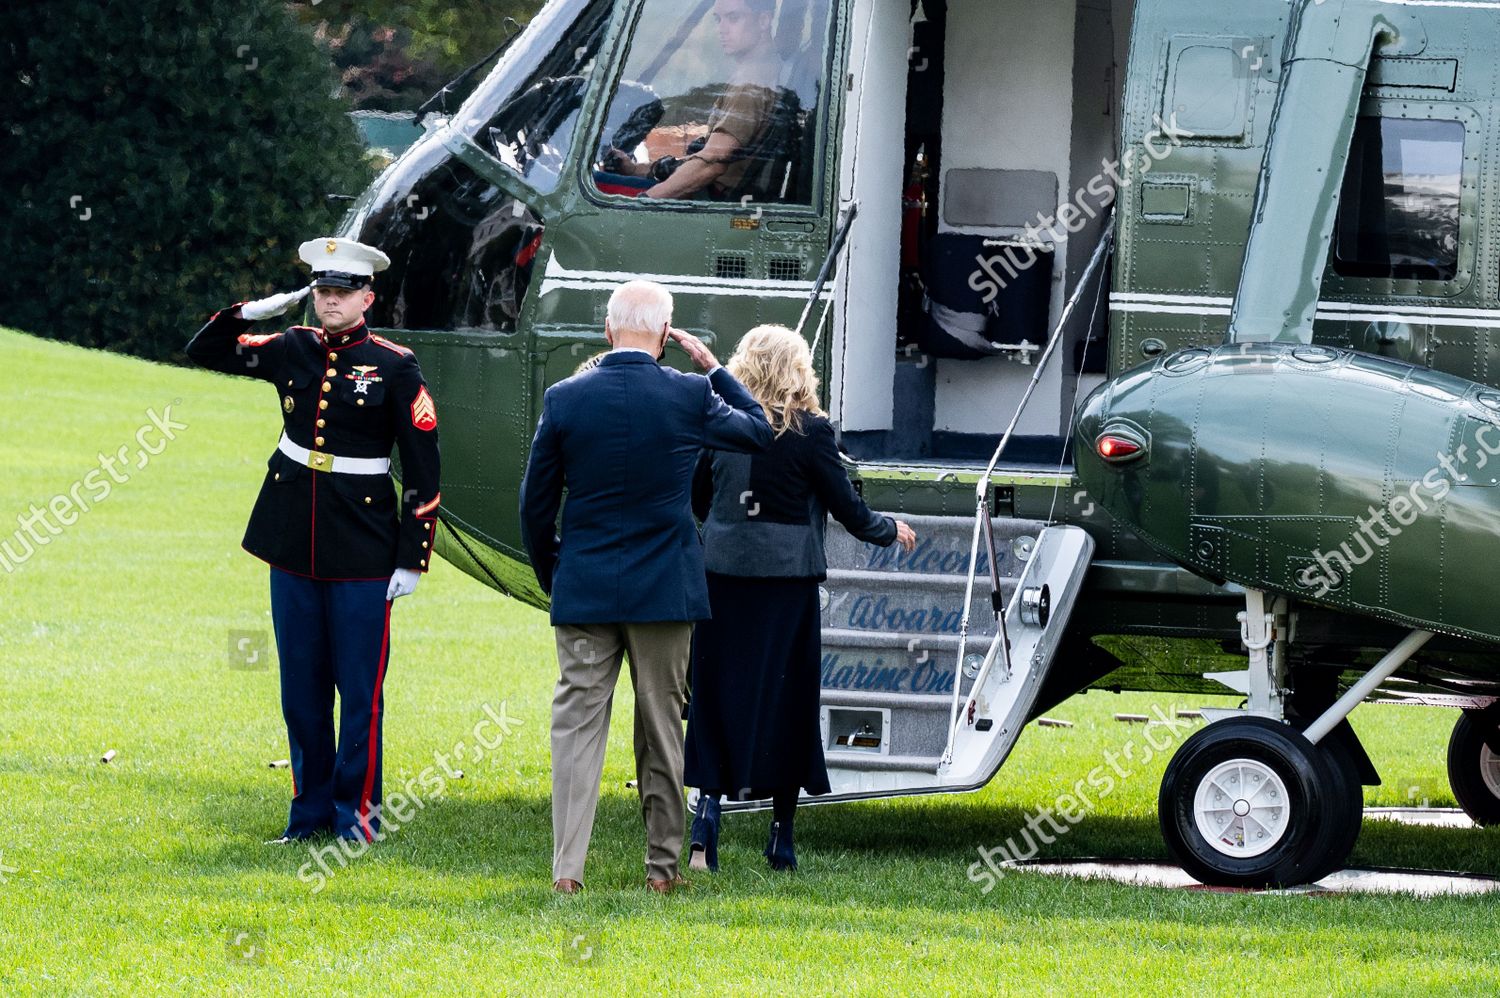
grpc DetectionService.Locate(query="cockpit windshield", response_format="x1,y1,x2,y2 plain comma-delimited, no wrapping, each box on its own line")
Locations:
589,0,832,205
455,0,613,194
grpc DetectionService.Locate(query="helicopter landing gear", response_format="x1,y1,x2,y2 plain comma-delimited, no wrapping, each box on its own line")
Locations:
1447,705,1500,826
1159,591,1434,887
1160,715,1349,888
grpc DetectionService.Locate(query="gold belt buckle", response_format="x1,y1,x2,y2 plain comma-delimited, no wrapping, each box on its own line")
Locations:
306,449,332,472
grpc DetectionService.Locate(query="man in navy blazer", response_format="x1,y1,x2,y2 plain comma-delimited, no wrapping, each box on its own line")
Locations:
520,280,772,894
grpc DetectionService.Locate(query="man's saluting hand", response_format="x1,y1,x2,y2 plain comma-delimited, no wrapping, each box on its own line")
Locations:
238,285,311,321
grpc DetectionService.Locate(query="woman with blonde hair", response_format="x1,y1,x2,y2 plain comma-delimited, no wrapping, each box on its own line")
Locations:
683,325,916,872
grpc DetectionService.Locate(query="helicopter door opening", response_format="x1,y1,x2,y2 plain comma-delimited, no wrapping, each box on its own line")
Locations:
832,0,1129,465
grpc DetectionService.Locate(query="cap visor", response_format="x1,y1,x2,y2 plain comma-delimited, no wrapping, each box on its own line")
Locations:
310,272,371,289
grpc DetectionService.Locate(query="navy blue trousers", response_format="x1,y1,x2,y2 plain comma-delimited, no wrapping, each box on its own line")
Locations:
269,568,392,842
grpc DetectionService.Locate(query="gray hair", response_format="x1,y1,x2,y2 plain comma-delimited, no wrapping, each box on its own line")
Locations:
607,280,673,336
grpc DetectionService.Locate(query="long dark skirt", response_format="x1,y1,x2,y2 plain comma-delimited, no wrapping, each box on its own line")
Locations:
684,572,831,799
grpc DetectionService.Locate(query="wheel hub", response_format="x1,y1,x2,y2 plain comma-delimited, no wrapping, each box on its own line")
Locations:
1193,758,1291,859
1481,742,1500,799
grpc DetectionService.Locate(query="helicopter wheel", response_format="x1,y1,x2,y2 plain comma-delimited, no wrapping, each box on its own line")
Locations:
1446,707,1500,826
1159,716,1351,888
1284,715,1366,881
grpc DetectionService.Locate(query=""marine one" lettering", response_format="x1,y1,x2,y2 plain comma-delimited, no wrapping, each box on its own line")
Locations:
820,653,956,694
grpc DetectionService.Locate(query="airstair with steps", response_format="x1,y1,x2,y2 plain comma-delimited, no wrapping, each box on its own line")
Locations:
717,509,1095,810
817,512,1031,774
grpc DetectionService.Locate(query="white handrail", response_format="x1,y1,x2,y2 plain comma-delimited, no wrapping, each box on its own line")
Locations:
940,219,1115,767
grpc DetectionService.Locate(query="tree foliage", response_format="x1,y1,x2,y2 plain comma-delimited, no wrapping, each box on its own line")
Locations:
291,0,545,112
0,0,374,360
296,0,543,73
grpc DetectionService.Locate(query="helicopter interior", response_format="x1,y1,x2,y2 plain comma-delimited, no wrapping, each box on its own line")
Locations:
834,0,1131,466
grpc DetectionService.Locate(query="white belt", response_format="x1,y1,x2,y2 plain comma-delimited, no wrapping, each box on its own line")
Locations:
278,433,390,475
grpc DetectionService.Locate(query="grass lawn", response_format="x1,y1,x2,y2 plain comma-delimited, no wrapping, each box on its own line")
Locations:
2,326,1499,995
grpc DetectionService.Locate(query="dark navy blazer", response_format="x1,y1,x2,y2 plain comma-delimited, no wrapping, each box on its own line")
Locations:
519,350,773,624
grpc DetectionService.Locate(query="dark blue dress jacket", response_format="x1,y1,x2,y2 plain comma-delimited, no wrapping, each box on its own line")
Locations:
519,350,773,624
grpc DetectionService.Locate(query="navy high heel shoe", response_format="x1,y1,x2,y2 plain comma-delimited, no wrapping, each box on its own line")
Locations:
764,819,796,872
688,794,720,872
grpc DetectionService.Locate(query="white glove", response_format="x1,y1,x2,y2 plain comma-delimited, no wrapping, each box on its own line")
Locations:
239,285,311,321
386,568,420,601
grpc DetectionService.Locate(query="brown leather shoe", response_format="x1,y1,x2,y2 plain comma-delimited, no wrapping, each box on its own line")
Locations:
553,878,582,894
646,873,690,894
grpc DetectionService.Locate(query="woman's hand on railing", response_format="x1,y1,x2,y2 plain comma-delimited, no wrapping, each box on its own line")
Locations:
894,520,917,553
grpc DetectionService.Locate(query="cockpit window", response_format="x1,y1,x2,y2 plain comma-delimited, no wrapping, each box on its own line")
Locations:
459,0,613,194
589,0,832,206
1333,117,1464,282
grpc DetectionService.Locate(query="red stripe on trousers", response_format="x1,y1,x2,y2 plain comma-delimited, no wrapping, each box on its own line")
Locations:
309,472,317,575
358,600,394,842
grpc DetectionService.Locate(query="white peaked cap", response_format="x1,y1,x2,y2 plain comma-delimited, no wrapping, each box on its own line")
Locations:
297,237,392,287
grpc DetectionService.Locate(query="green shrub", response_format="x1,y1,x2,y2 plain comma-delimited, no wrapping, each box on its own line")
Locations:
0,0,374,361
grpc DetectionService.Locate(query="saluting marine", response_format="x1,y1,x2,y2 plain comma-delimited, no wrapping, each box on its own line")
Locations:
186,237,441,845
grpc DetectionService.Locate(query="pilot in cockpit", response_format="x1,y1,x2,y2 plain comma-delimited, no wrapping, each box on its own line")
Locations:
603,0,790,201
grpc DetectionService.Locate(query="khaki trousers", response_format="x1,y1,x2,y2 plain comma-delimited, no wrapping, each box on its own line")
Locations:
550,621,691,884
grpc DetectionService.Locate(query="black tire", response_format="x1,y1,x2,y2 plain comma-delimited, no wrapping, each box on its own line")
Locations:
1159,716,1344,888
1307,733,1363,879
1286,718,1365,881
1447,709,1500,827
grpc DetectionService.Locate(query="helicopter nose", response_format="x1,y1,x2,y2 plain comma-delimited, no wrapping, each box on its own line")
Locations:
1075,378,1150,472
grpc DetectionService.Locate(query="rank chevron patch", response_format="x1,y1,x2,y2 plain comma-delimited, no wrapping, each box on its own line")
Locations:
411,385,437,431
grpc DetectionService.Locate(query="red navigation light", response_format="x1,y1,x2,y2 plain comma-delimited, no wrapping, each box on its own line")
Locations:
1097,434,1142,461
